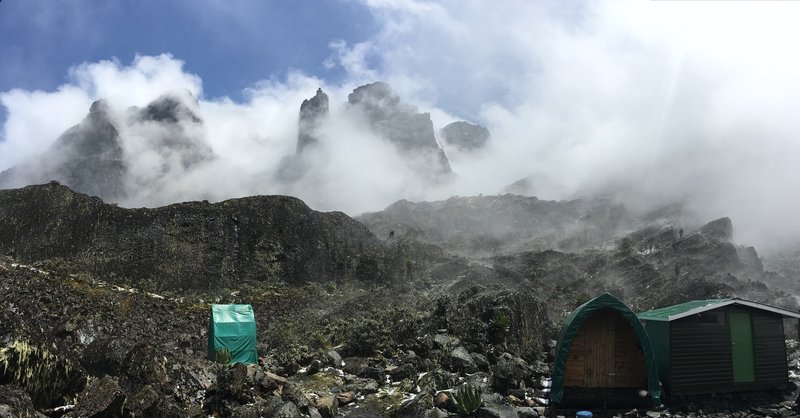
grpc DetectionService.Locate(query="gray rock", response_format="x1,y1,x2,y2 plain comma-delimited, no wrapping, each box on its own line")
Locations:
699,217,733,240
342,357,369,376
0,99,126,201
493,355,530,395
472,352,490,371
387,363,416,381
316,395,338,418
433,334,461,349
326,350,343,368
123,384,160,416
517,406,539,418
477,404,520,418
273,401,302,418
297,88,329,152
82,337,132,376
440,121,490,151
138,91,202,123
307,406,324,418
0,385,42,418
450,346,479,373
348,82,452,177
70,375,126,418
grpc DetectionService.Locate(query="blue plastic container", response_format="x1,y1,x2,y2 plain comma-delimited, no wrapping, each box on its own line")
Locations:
576,411,593,418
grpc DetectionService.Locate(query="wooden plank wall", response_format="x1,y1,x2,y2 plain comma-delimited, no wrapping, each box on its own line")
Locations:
563,308,647,389
613,313,647,388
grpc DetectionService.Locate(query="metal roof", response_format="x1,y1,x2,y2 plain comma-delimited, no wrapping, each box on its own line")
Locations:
637,298,800,321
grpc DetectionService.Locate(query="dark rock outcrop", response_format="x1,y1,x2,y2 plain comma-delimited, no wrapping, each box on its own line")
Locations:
137,91,202,124
699,216,734,241
0,182,390,290
440,121,490,151
297,88,329,152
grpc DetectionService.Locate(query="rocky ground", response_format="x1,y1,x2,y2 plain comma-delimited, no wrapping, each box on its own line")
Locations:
3,257,800,418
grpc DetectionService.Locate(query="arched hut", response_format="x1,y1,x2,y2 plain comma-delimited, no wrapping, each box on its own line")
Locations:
550,293,660,407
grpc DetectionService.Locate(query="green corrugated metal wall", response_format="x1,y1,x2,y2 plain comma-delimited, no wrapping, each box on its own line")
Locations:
642,306,790,396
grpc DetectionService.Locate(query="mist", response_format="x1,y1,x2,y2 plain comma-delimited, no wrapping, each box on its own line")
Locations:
1,1,800,252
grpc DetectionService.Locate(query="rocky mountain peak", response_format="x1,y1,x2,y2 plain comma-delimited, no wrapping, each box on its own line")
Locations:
297,88,329,152
0,98,126,200
89,98,111,116
699,217,734,240
138,91,202,124
347,82,412,120
440,121,490,151
347,82,452,176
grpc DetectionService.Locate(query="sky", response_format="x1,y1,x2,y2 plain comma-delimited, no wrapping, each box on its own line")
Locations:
1,0,800,251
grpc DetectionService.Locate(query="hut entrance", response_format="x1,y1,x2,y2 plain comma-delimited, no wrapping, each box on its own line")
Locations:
564,308,647,389
729,311,756,383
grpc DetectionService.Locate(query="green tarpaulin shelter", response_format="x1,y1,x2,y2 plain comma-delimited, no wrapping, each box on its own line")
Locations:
550,293,661,405
208,304,258,364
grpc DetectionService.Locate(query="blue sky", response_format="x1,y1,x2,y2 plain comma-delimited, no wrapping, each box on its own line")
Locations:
0,0,376,100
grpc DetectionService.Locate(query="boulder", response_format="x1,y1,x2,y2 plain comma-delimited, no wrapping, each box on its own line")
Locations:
69,375,126,418
124,343,171,392
315,395,338,418
0,385,41,418
449,346,479,373
123,384,160,416
493,355,531,395
477,404,519,418
82,337,132,376
342,357,369,376
387,363,416,381
336,391,356,406
325,350,343,368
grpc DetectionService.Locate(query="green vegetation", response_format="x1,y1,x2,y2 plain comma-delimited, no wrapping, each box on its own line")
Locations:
0,340,79,406
453,383,483,416
490,310,511,332
214,347,232,365
575,292,591,307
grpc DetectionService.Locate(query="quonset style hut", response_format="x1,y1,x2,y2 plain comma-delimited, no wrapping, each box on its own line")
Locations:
551,293,661,407
638,298,800,396
208,304,258,364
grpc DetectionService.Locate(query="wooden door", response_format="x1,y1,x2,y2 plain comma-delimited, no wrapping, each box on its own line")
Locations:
564,308,647,388
584,309,617,387
730,312,756,383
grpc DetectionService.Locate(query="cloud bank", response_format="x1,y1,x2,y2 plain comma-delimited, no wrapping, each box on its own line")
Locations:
2,0,800,251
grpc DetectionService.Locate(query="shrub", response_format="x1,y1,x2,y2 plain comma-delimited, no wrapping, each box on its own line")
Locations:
452,383,483,416
215,347,232,365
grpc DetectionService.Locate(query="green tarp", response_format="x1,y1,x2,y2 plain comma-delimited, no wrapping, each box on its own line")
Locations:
550,293,661,405
208,304,258,364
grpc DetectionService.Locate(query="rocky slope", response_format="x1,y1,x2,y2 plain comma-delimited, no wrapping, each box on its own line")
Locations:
0,182,392,290
358,194,637,257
